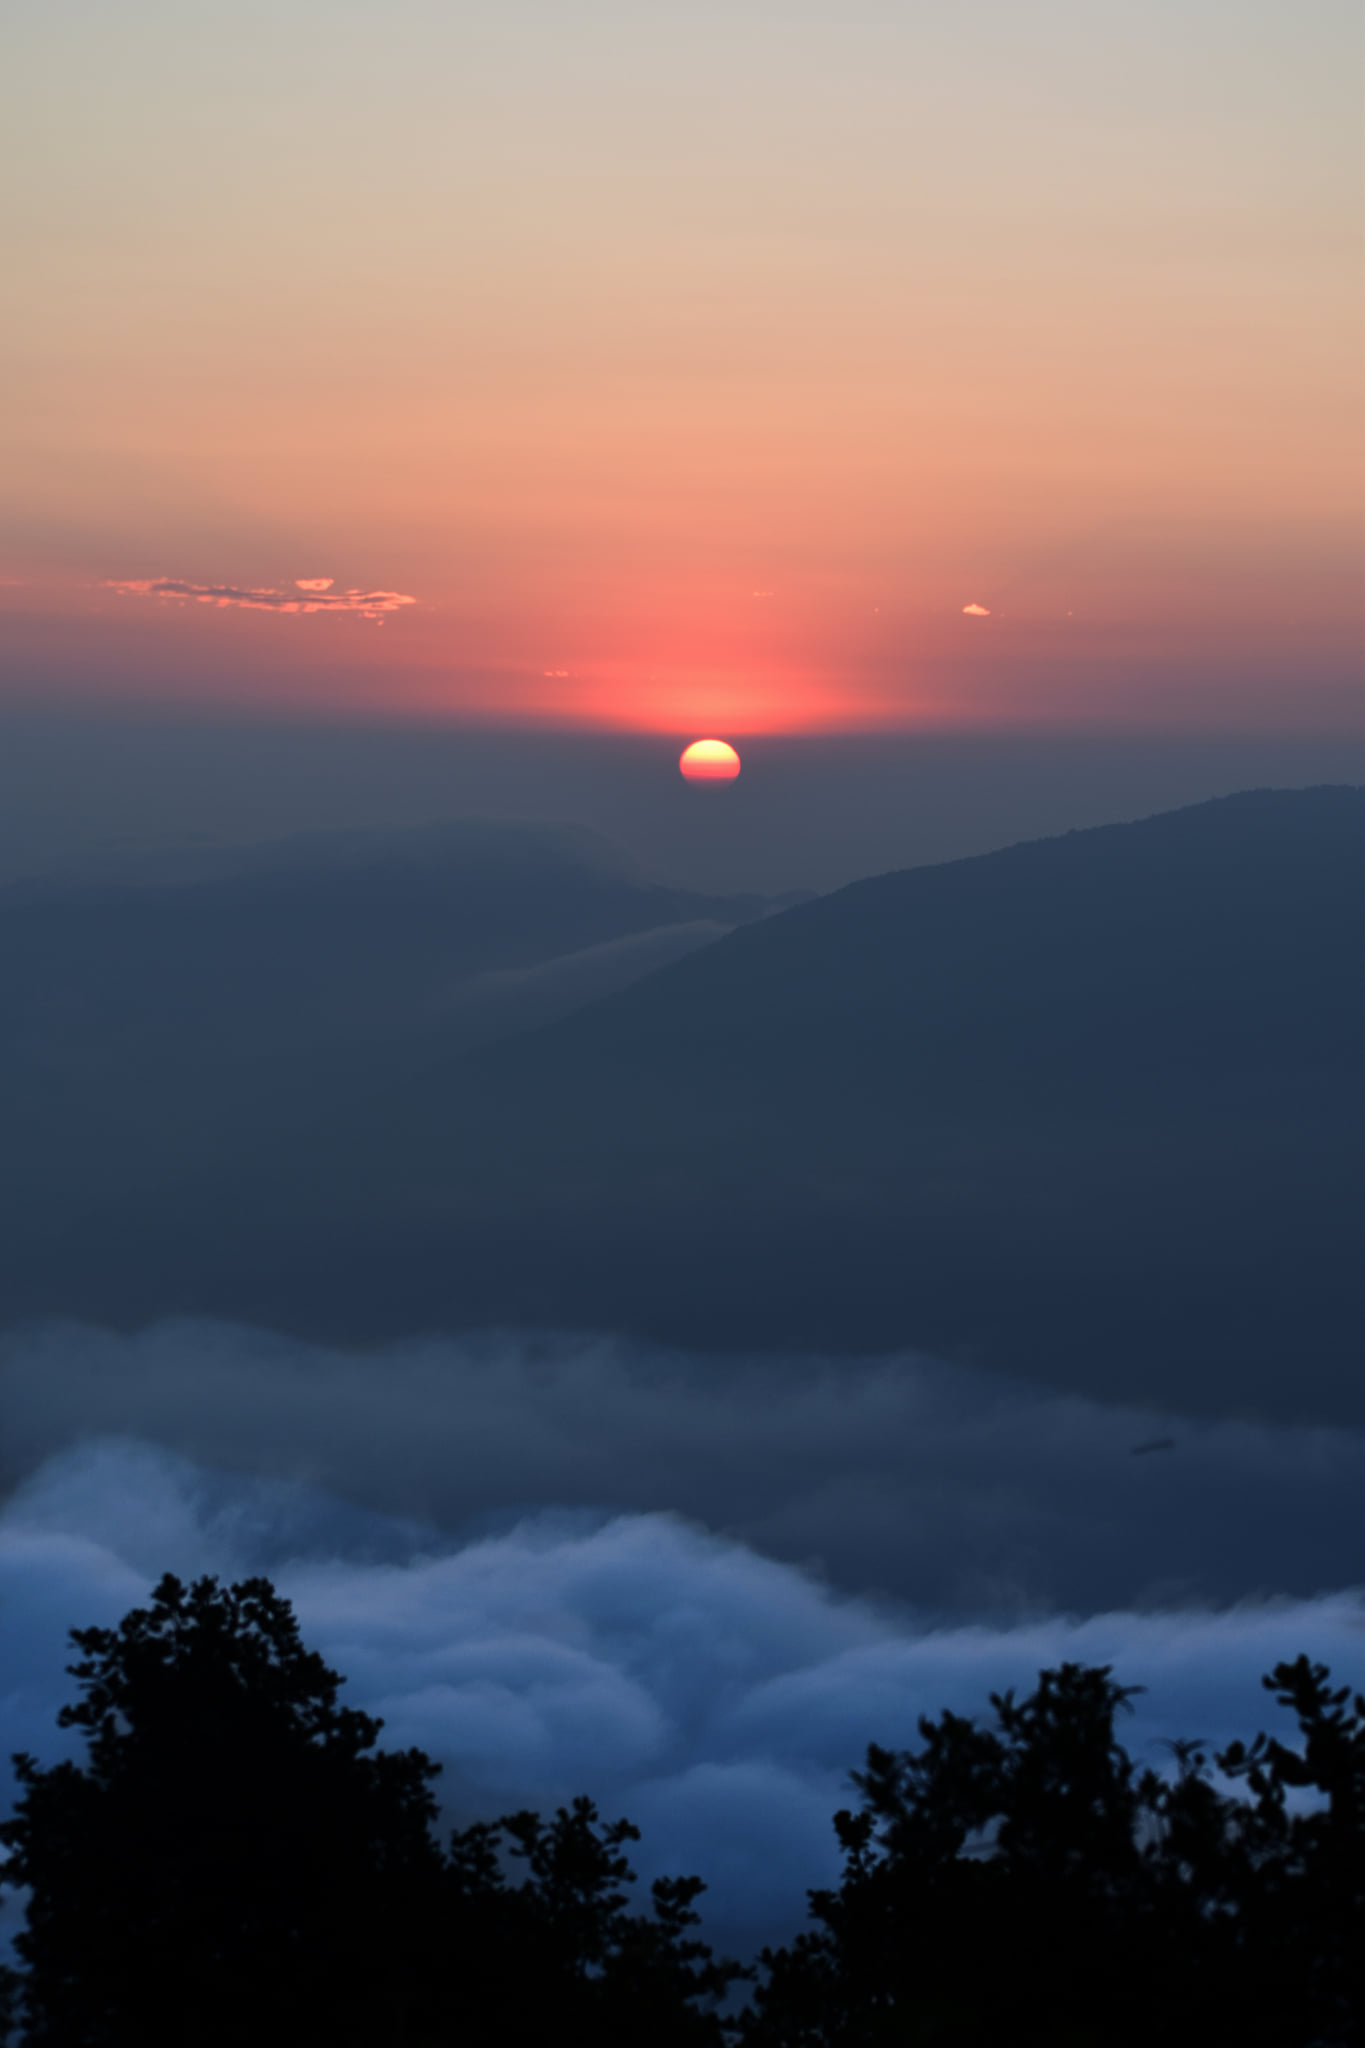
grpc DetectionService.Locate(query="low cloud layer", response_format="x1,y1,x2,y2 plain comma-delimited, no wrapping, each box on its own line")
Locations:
2,1438,1359,1949
105,577,417,622
2,1322,1360,1618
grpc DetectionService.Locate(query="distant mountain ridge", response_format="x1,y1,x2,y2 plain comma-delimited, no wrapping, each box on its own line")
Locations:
0,815,786,1268
3,788,1361,1424
0,815,783,1063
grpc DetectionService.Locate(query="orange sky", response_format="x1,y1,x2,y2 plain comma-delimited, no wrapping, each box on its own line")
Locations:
2,0,1360,736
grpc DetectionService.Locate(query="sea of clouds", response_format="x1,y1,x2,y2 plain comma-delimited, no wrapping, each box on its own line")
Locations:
2,1321,1361,1950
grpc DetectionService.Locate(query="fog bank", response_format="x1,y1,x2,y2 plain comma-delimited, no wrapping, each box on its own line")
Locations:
2,1321,1361,1617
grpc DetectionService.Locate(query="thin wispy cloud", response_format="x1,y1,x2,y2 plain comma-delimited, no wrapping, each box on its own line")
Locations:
105,577,417,623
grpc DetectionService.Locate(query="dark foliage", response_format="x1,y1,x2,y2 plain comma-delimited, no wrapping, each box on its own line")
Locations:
442,1800,742,2045
2,1576,1359,2045
0,1574,738,2047
739,1658,1364,2047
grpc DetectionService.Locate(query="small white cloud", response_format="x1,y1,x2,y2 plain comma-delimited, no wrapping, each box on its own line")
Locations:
962,602,990,616
295,578,334,593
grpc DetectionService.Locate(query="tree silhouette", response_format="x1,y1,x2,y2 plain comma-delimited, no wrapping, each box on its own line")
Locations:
738,1657,1364,2047
1215,1656,1365,2037
442,1798,743,2045
1,1574,443,2045
3,1578,1358,2045
0,1574,737,2047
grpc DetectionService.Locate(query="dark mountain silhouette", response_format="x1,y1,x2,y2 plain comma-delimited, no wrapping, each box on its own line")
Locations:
3,788,1360,1421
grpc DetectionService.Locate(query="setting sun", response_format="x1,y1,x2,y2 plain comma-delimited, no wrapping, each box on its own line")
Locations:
679,739,741,781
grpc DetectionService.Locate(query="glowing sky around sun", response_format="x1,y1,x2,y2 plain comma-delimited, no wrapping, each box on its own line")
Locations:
1,0,1360,735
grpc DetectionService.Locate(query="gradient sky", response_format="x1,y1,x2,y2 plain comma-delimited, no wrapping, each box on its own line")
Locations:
3,0,1360,736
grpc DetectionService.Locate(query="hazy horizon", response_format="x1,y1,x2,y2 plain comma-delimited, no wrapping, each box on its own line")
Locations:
1,707,1359,895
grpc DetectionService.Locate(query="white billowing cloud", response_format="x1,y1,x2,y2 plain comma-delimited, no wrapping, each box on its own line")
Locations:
1,1438,1360,1949
962,601,990,615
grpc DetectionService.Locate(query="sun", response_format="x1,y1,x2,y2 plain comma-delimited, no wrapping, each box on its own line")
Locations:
679,738,741,781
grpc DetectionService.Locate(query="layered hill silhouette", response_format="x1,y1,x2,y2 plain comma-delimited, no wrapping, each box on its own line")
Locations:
0,816,785,1205
4,788,1361,1422
0,816,782,1067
